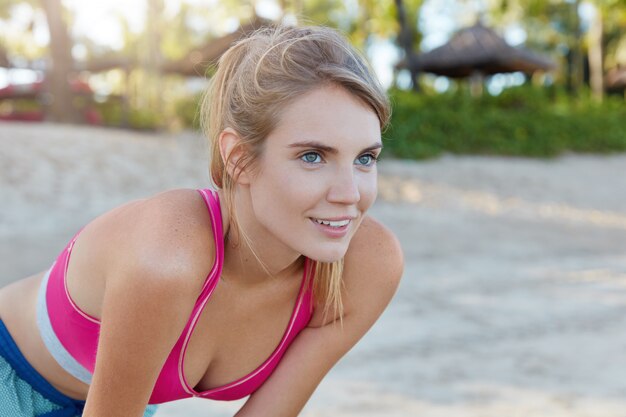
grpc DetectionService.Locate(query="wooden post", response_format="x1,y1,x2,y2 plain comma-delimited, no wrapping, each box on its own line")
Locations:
41,0,79,123
470,71,484,97
588,6,604,102
394,0,421,91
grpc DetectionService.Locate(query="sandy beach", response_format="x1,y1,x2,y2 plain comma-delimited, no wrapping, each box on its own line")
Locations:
2,122,626,416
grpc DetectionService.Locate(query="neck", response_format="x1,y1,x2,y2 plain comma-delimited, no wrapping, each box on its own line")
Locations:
220,187,304,286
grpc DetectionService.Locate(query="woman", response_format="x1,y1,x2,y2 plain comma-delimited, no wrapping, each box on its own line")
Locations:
0,25,403,417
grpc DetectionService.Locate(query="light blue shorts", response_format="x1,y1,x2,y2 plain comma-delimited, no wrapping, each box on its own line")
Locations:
0,320,157,417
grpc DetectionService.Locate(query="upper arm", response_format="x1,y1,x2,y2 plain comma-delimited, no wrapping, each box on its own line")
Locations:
82,190,213,417
85,261,196,417
236,216,403,417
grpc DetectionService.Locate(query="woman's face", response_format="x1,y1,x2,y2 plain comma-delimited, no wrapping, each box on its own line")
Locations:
246,85,382,263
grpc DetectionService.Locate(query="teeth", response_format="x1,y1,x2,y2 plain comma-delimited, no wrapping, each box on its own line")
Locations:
313,218,350,227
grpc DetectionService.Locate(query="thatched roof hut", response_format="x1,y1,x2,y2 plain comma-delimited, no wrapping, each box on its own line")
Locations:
399,22,555,78
161,18,272,76
77,17,273,77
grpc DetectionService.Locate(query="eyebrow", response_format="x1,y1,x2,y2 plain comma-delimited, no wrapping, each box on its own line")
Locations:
287,141,383,154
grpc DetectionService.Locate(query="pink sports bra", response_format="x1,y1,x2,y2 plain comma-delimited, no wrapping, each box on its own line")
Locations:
36,189,314,404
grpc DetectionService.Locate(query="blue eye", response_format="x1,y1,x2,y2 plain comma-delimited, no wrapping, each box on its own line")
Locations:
356,154,377,166
301,152,322,164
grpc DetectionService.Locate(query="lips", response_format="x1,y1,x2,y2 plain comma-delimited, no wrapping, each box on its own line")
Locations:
311,218,351,227
309,216,355,238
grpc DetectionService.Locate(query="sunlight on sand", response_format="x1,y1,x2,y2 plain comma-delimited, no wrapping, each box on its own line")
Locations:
302,379,626,417
3,125,626,417
378,175,626,230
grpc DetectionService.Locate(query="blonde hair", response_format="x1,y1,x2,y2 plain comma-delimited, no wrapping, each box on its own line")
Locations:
200,24,390,320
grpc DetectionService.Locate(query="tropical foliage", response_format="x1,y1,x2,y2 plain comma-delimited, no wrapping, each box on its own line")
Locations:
0,0,624,157
386,85,626,159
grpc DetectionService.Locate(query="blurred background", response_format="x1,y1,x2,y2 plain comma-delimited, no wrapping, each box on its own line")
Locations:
2,1,626,416
0,0,624,156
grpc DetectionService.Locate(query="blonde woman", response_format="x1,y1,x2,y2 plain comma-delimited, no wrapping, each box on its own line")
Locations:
0,25,403,417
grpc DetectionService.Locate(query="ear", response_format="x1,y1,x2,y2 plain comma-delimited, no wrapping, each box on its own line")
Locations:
218,127,250,185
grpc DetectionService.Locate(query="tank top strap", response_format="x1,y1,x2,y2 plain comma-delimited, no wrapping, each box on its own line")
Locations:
172,189,226,397
195,188,225,299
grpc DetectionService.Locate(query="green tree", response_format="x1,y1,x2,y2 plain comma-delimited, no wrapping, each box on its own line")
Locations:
0,0,78,122
0,1,47,62
394,0,424,90
589,0,626,99
490,0,626,97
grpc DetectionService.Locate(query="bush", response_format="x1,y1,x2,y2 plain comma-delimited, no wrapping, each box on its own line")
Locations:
175,93,202,130
127,108,161,131
95,98,161,131
384,86,626,160
95,99,125,126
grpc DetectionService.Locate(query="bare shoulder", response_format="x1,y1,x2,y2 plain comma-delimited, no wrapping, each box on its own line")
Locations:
346,215,404,278
76,190,221,412
342,215,404,317
306,216,403,328
79,188,217,296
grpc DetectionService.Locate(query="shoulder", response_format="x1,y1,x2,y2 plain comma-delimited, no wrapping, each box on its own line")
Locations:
346,215,403,275
341,215,403,318
345,215,404,286
309,215,403,327
82,188,218,295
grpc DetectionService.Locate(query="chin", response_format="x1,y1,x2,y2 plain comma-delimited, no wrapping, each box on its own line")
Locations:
306,244,349,263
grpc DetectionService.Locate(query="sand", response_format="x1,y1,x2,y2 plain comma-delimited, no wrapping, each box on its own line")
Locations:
1,122,626,416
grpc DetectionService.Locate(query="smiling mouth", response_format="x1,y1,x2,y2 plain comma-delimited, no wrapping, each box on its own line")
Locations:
310,218,351,228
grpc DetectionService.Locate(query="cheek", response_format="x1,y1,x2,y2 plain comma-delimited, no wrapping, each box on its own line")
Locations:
251,163,315,216
267,166,314,200
359,173,378,208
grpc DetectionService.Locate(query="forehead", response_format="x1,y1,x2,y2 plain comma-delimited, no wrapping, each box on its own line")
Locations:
267,85,381,150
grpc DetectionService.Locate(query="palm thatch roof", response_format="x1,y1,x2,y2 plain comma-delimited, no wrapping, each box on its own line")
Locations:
161,17,273,76
77,17,273,77
399,22,555,78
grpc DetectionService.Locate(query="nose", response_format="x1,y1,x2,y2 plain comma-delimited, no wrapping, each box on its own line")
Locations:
327,166,360,204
